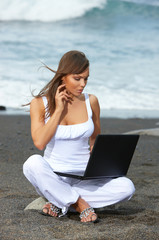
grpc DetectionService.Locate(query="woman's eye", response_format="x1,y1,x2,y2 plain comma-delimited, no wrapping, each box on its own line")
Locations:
74,78,80,81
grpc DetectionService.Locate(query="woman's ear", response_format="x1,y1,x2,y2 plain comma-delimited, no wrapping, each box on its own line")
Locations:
61,76,65,83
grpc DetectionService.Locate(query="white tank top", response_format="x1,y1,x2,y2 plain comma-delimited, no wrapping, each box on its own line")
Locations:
43,93,94,172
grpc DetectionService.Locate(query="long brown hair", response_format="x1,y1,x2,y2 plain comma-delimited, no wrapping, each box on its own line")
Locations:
33,50,89,118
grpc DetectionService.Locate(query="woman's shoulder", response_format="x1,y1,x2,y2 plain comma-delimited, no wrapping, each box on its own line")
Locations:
88,94,100,112
31,96,43,106
88,94,99,105
30,97,45,113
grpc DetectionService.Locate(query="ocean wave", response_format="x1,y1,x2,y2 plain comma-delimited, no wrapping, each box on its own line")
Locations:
0,0,107,22
1,0,158,22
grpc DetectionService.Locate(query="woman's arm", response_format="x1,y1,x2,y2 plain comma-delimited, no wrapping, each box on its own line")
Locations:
30,84,69,150
30,98,61,150
89,94,101,152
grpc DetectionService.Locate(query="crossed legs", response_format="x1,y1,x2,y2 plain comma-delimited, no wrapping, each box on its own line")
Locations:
23,154,135,222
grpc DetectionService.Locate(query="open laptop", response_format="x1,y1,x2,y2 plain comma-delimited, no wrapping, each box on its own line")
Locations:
54,134,139,180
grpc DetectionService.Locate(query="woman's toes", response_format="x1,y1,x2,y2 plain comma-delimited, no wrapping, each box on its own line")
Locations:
91,213,97,222
42,203,59,217
81,212,98,222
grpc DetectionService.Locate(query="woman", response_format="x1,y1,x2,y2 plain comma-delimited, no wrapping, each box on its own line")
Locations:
23,50,135,223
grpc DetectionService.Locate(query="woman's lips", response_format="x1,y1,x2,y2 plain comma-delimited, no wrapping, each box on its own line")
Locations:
77,89,83,93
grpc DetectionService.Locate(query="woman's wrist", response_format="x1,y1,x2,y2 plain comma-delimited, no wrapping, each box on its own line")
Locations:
53,107,63,117
49,108,63,125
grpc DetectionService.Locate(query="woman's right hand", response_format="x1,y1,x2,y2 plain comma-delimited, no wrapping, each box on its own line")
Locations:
55,84,71,112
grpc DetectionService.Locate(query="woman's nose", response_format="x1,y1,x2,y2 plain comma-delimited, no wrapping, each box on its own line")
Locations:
80,79,86,87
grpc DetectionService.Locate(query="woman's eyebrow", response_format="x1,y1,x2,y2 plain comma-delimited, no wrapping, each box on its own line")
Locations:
73,74,89,78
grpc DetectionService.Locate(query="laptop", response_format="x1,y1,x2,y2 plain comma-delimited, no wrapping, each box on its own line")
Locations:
54,134,139,180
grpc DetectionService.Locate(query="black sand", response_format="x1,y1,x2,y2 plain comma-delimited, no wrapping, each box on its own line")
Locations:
0,115,159,240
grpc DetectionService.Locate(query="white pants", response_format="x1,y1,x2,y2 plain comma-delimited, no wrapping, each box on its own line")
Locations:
23,154,135,213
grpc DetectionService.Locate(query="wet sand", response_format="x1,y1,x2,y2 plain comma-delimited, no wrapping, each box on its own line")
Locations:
0,115,159,240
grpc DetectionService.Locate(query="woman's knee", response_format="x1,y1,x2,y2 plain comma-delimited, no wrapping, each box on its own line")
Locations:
23,154,43,177
119,177,135,199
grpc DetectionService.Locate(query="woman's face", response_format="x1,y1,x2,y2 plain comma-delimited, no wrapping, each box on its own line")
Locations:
62,67,89,97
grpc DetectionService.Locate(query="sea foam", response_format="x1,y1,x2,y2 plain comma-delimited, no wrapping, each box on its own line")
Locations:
0,0,106,22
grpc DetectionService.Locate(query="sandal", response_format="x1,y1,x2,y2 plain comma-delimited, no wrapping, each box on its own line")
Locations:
79,207,99,223
41,202,60,217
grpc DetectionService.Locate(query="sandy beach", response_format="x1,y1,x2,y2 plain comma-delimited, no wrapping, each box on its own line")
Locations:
0,115,159,240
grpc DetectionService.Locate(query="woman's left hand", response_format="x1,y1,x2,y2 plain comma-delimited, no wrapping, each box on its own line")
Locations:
90,145,94,153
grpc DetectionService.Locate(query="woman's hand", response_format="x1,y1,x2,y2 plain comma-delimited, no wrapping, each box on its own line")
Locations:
90,145,94,154
55,84,72,112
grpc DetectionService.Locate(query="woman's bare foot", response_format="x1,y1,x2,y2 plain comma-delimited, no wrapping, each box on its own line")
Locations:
42,202,60,217
80,208,98,223
72,198,98,222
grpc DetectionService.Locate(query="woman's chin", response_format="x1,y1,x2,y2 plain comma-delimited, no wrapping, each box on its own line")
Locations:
76,91,83,96
70,92,82,98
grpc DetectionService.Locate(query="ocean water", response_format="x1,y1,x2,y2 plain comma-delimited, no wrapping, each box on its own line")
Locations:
0,0,159,118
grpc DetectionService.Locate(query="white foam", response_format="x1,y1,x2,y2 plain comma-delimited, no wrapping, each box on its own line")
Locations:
0,0,107,22
85,84,159,111
1,78,159,115
0,79,46,109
